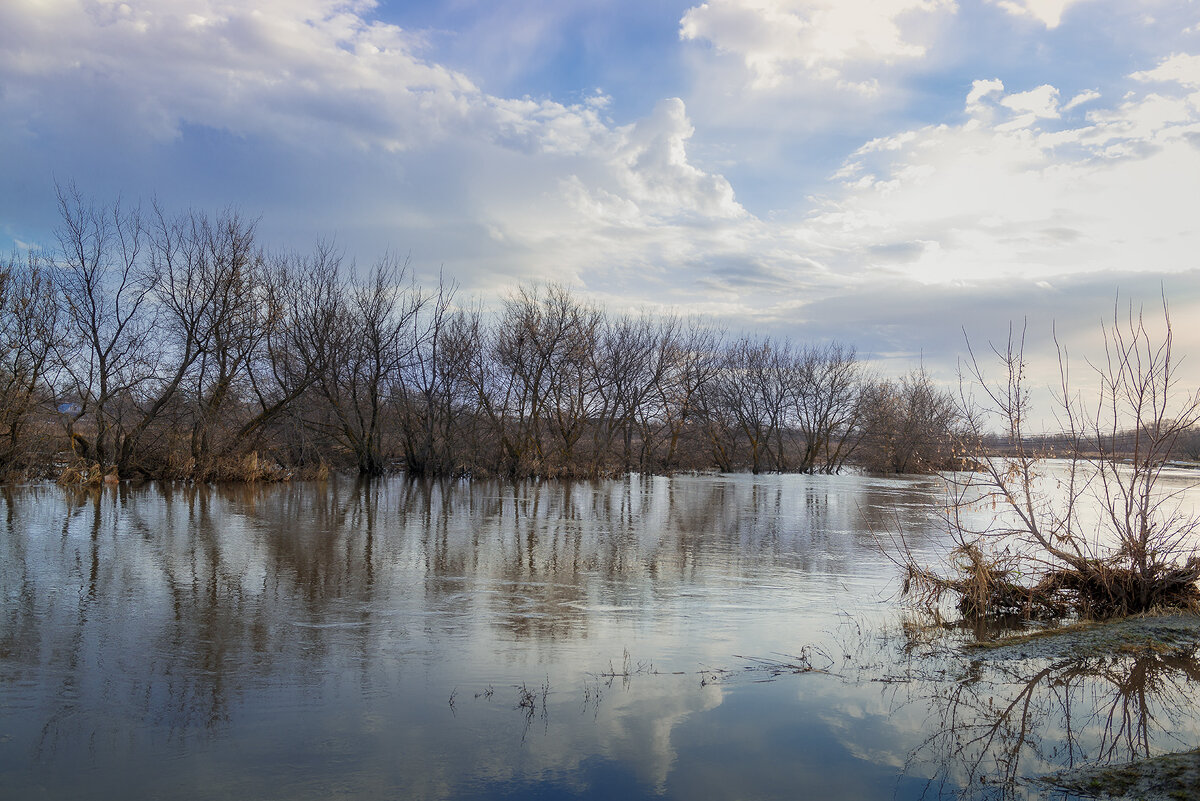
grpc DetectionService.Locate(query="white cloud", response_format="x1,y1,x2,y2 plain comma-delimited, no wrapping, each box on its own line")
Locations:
678,0,955,90
610,98,744,221
1000,84,1061,118
0,1,747,263
995,83,1061,129
965,78,1005,114
810,67,1200,291
967,81,1066,130
505,52,1200,356
474,97,753,292
0,0,628,156
988,0,1094,29
1062,89,1100,110
3,0,1200,396
1132,52,1200,88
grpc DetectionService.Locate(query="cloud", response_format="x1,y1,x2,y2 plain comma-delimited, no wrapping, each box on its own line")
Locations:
3,0,1200,407
743,50,1200,394
539,53,1200,393
1132,52,1200,88
601,98,744,221
1062,89,1101,111
813,68,1200,284
678,0,955,91
0,0,622,156
467,96,757,294
0,0,753,290
965,78,1005,114
1000,84,1060,118
987,0,1095,29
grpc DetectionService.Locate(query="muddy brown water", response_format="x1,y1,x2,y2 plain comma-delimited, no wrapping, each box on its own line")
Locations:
2,469,1199,799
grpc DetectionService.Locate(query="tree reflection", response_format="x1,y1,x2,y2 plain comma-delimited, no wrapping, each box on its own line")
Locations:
0,471,956,801
903,636,1200,798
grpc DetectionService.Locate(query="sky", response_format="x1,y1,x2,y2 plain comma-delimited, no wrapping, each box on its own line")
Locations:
2,0,1199,420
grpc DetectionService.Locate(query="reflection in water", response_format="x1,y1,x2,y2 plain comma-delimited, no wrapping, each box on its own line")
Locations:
1,473,1197,799
896,630,1200,799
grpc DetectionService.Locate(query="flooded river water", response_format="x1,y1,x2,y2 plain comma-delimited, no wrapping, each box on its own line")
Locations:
3,471,1199,799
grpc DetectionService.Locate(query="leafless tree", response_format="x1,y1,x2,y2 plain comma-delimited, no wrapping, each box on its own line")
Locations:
313,252,424,476
588,312,666,474
857,366,958,474
789,342,861,474
144,206,277,477
395,276,467,475
53,182,157,472
32,183,1027,482
704,336,793,474
906,301,1200,618
476,284,600,476
651,319,724,472
211,247,333,469
0,250,62,473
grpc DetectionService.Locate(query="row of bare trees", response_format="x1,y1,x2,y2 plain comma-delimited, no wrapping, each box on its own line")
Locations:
0,187,960,481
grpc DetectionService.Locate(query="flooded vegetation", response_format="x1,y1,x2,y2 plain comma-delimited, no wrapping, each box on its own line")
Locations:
4,471,1200,799
904,308,1200,623
5,188,960,483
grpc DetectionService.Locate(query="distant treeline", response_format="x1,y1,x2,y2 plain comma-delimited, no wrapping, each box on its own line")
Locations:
1,186,964,482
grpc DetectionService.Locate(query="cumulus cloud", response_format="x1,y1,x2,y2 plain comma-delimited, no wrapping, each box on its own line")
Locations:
669,46,1194,388
603,98,744,221
965,78,1005,114
0,0,631,156
1062,89,1101,111
470,96,758,294
812,64,1200,286
1000,84,1060,118
549,50,1200,379
678,0,955,90
1132,52,1200,88
0,0,754,293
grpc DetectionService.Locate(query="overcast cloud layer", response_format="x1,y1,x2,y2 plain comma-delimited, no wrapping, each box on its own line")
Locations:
2,0,1198,403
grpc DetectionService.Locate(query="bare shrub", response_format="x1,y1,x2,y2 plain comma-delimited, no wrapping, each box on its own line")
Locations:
905,301,1200,620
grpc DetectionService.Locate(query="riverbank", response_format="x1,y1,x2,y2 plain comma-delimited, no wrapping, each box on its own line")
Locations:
966,612,1200,661
1040,749,1200,801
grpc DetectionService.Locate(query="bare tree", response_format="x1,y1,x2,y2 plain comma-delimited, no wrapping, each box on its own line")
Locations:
0,250,62,473
53,183,156,472
789,342,861,474
588,312,665,474
315,253,424,476
706,336,790,474
209,247,334,469
541,289,603,474
477,284,599,476
857,366,958,474
906,301,1200,618
31,183,1031,482
395,276,464,475
652,320,723,472
145,206,274,477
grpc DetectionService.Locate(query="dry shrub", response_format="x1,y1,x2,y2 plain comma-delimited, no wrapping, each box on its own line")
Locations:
903,301,1200,621
905,544,1070,619
57,460,117,487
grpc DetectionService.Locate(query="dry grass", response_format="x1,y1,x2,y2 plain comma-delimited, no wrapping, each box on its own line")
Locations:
905,543,1200,622
56,459,117,487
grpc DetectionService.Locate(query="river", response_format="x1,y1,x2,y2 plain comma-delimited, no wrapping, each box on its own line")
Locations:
2,471,1199,799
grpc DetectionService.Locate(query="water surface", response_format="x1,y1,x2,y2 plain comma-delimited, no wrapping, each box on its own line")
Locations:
2,471,1199,799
